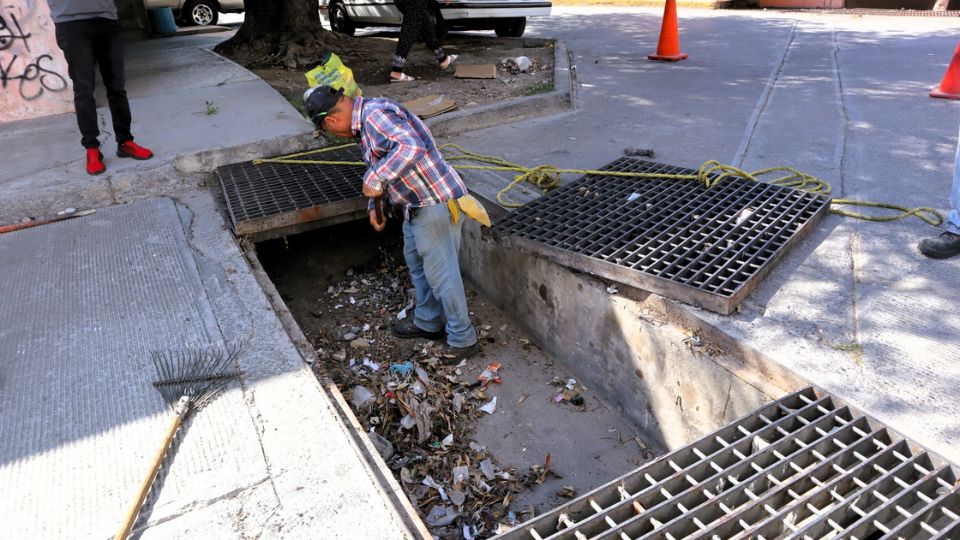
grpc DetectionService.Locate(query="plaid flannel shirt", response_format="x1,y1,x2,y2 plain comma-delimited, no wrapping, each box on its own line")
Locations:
351,96,466,215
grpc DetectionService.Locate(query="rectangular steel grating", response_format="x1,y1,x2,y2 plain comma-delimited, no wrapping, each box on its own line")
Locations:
493,158,831,314
495,387,960,540
217,145,367,239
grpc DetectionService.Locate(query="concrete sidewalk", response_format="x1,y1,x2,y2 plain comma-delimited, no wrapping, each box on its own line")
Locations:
0,33,420,539
0,32,315,223
0,195,417,539
454,8,960,464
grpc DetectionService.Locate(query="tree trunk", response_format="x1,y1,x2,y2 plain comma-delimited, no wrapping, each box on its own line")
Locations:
215,0,346,68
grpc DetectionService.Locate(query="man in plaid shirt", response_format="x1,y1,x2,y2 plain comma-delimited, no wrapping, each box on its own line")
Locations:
304,85,479,361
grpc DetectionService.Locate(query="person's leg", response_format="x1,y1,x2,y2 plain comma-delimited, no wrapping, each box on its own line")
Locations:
919,122,960,258
417,9,447,65
948,122,960,235
391,0,427,77
402,216,444,333
55,20,100,149
92,18,132,145
410,204,477,348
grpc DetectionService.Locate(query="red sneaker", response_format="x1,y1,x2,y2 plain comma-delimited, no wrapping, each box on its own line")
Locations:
117,141,154,160
86,148,106,175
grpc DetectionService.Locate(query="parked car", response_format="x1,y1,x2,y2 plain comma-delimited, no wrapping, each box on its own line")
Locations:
142,0,244,26
322,0,551,38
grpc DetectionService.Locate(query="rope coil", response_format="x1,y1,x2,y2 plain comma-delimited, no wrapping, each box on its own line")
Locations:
253,143,943,227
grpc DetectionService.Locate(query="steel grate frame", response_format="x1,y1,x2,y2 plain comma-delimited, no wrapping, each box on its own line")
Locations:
217,145,367,240
495,387,960,540
492,158,831,314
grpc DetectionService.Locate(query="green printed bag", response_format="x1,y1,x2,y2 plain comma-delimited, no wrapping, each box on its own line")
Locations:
305,52,362,97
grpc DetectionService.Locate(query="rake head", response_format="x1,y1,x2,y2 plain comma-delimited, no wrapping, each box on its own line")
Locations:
151,341,243,412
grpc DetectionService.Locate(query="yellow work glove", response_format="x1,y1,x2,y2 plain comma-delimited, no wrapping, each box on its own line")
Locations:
447,194,492,227
446,199,461,224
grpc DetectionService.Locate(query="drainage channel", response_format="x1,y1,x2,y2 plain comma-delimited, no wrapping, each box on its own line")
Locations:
253,220,663,538
495,387,960,540
231,153,957,539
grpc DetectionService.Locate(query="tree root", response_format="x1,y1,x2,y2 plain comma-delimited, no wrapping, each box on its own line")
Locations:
216,32,356,70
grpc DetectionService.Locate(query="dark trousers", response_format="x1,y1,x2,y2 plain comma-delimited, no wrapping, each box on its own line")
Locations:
392,0,444,71
54,17,133,149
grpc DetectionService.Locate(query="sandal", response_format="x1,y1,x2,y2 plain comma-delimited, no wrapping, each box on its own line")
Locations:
390,73,415,83
439,54,458,71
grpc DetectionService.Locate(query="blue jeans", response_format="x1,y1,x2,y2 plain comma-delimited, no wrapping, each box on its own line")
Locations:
403,203,477,348
949,122,960,234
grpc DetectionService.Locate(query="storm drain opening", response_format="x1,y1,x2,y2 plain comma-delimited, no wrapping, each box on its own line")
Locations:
493,158,832,315
217,145,367,241
252,219,668,539
236,155,955,539
495,387,960,540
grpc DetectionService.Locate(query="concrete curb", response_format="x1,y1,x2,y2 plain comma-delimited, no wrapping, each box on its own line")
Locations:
426,40,577,139
178,39,578,175
174,132,319,176
171,39,578,176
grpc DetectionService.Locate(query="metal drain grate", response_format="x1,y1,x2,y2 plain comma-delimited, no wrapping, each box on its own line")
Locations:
493,158,831,314
217,145,366,240
495,387,960,540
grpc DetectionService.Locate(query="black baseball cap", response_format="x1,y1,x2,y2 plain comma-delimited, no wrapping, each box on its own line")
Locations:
303,85,345,127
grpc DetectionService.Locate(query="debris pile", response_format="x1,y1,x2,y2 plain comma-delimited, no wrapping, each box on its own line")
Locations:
499,56,534,75
549,377,586,408
309,256,554,538
344,352,559,538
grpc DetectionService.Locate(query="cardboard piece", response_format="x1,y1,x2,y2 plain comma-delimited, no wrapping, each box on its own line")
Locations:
454,64,498,79
402,95,457,119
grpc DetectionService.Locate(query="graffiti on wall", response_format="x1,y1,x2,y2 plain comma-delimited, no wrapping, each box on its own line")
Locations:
0,0,72,124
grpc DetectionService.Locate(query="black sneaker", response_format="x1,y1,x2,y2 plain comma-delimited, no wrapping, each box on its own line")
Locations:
391,319,445,340
438,341,480,365
918,231,960,259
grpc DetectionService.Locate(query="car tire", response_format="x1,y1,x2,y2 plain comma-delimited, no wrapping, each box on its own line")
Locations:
430,8,448,41
181,0,219,26
495,17,526,38
329,1,356,36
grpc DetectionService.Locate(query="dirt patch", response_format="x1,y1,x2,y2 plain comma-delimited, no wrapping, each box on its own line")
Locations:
256,220,653,539
251,33,555,117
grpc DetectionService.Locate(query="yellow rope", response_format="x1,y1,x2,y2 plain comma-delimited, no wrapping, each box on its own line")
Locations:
251,142,356,165
252,143,943,227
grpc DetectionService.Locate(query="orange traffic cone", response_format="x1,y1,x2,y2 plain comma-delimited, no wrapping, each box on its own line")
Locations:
649,0,688,62
931,43,960,100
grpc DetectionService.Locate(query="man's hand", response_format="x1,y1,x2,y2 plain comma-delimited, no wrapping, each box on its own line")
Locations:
363,183,383,198
369,209,386,232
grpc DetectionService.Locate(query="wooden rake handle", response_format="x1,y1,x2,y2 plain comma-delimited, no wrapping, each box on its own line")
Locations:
115,412,183,540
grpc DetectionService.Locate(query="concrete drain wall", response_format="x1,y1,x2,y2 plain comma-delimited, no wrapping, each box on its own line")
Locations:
461,221,810,452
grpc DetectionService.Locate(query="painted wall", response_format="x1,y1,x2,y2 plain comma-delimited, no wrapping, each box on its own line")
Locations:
0,0,72,124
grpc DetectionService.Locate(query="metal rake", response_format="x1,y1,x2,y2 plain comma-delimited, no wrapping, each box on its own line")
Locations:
115,342,244,540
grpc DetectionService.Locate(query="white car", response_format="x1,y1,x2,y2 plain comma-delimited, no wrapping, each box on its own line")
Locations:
324,0,551,38
143,0,244,26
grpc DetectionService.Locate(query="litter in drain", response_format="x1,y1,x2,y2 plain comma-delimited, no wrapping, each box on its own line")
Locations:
495,387,960,540
493,158,831,314
217,145,366,240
